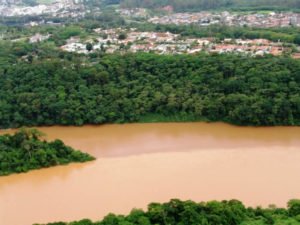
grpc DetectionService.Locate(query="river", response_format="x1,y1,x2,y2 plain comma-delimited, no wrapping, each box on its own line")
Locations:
0,122,300,225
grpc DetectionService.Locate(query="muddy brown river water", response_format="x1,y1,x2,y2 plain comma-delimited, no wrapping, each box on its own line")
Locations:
0,123,300,225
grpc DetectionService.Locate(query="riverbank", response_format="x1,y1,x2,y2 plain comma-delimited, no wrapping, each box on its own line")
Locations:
138,113,300,127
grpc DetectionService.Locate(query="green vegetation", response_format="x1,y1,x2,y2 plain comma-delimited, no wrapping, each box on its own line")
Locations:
121,0,300,12
0,52,300,128
0,129,95,176
36,198,300,225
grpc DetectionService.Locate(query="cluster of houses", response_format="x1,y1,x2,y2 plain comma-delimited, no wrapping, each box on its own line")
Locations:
29,33,51,43
117,8,149,18
8,32,51,43
60,37,88,54
148,11,300,28
0,0,85,17
0,0,22,5
59,28,290,56
211,39,285,56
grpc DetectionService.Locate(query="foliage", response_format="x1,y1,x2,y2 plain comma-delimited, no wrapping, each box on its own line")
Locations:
0,129,95,176
86,42,93,52
35,199,300,225
0,53,300,128
288,200,300,217
58,26,83,40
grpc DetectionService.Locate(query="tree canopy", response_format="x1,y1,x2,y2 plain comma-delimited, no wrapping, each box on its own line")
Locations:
0,129,95,176
0,53,300,128
36,198,300,225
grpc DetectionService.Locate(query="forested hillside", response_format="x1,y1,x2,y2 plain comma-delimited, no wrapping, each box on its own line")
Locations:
121,0,300,12
0,53,300,128
37,199,300,225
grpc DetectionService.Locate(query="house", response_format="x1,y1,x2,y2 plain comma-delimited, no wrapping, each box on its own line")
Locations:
292,53,300,59
29,33,50,43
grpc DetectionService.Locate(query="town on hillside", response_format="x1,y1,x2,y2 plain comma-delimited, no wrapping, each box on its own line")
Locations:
120,8,300,28
0,0,84,17
57,28,295,56
21,27,299,57
2,2,300,58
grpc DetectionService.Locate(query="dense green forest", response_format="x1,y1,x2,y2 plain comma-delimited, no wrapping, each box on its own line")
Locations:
0,52,300,128
120,0,300,12
36,199,300,225
0,129,95,176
